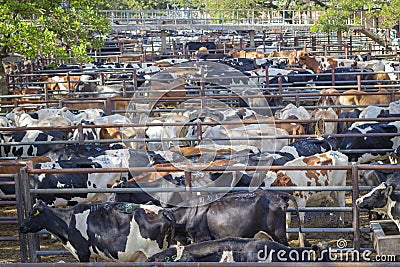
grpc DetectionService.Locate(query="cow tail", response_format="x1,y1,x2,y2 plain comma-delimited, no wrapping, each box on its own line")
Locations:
278,192,305,247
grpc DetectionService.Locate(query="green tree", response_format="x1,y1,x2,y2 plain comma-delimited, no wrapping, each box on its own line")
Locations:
0,0,110,94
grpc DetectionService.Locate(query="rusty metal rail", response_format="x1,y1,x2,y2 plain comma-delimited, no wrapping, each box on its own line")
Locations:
17,162,400,262
1,262,396,266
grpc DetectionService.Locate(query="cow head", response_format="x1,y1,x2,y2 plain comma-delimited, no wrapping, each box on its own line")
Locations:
134,208,176,249
356,182,394,211
19,200,49,234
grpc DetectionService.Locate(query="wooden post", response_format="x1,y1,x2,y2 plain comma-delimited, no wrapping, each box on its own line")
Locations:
249,30,255,48
132,69,138,91
20,167,39,262
15,173,28,262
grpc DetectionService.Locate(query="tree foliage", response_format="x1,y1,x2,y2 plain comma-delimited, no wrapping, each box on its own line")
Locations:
0,0,110,62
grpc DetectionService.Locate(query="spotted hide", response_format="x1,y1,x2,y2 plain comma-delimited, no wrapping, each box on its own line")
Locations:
19,201,175,262
32,149,169,206
0,130,67,157
264,151,348,226
356,182,400,231
338,121,400,163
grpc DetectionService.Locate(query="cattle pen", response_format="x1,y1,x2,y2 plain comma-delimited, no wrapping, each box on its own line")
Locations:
2,8,400,264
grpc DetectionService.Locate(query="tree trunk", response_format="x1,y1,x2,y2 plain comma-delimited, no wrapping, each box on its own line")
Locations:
0,59,8,96
337,30,343,45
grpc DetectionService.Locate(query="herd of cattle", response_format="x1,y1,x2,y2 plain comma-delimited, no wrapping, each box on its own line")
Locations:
3,40,400,262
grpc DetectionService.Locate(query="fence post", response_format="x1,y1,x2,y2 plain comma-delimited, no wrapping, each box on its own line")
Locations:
15,173,28,262
200,67,206,109
132,69,138,91
20,167,39,262
351,162,360,251
77,123,85,145
184,170,192,201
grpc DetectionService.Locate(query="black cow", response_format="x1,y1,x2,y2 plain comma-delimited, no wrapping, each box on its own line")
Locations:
52,143,125,160
219,58,259,72
0,130,67,157
278,136,339,161
112,171,255,207
269,69,315,87
315,68,367,86
338,122,400,163
20,201,175,262
356,182,400,231
186,42,216,52
154,189,304,247
147,238,329,262
195,53,226,60
337,109,361,133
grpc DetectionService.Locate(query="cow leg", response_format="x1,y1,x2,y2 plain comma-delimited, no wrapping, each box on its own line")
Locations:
333,190,346,225
133,251,148,262
286,211,291,240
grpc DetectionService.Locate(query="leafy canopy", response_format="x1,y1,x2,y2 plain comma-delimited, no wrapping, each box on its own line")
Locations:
0,0,110,62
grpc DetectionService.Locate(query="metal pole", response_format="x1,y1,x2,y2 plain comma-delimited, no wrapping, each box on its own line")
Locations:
351,162,361,251
200,68,206,109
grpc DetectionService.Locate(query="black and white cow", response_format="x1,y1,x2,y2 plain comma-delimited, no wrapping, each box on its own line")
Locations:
356,182,400,231
154,189,304,247
338,122,400,163
147,238,329,262
19,201,175,262
32,148,170,206
360,163,396,187
31,154,125,207
277,136,339,162
0,130,67,157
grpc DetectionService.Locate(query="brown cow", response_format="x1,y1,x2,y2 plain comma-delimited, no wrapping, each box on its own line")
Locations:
147,77,187,110
317,88,341,115
229,49,266,58
297,51,357,73
43,75,81,92
0,156,51,175
128,160,239,183
338,89,390,110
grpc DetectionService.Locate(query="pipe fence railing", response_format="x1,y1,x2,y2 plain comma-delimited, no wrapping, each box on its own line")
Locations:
100,9,364,28
16,163,400,262
1,116,400,151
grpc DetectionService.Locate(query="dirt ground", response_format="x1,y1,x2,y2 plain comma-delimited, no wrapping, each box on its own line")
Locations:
0,193,376,263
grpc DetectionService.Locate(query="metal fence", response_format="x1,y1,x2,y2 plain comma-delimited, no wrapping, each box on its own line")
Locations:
15,162,400,262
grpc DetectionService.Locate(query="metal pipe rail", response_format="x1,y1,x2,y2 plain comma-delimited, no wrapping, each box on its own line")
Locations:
3,263,395,267
16,160,387,262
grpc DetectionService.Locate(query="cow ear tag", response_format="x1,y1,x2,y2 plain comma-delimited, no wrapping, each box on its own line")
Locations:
33,210,40,216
